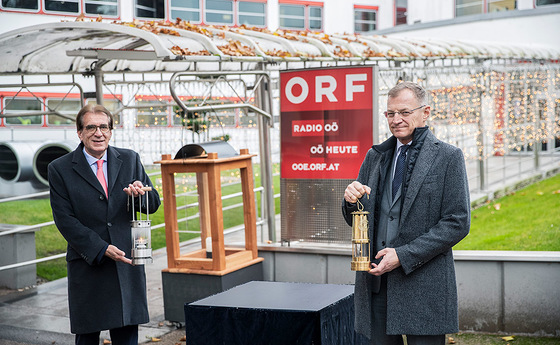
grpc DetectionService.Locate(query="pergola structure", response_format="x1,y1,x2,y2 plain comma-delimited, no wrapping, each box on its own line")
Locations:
2,20,558,77
1,20,559,245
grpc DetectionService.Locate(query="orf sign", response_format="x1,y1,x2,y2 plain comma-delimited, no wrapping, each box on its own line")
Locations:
280,66,375,179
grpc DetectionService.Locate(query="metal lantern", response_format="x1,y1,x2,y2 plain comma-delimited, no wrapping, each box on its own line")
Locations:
131,186,153,265
351,199,370,271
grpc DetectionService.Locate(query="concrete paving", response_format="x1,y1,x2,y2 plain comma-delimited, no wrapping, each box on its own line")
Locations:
0,230,246,345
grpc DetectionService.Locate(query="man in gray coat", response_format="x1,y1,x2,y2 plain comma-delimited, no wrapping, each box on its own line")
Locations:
342,82,470,345
49,104,160,345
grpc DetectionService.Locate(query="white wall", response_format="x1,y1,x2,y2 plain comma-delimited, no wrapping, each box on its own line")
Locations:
323,0,395,33
404,0,540,25
407,0,454,24
382,10,560,48
0,12,64,33
266,0,279,30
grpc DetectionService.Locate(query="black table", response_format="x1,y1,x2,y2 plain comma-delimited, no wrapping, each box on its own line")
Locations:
184,281,368,345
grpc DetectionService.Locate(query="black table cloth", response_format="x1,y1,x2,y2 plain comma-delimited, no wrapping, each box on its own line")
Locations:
184,281,368,345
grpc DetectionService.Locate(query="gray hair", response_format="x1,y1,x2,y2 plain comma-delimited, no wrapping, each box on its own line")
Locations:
388,81,427,105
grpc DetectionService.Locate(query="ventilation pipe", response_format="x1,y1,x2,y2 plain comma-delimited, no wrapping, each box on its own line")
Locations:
33,141,78,186
0,141,43,183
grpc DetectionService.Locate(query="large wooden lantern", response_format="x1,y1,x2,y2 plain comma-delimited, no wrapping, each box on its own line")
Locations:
157,148,263,275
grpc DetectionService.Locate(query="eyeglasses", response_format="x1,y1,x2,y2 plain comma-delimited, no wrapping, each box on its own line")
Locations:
84,124,111,134
384,105,426,118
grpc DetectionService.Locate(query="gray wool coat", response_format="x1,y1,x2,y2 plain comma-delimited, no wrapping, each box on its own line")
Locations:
342,127,470,337
48,143,160,334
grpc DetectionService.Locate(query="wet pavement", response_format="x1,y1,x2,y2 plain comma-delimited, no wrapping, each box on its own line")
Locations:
0,233,239,345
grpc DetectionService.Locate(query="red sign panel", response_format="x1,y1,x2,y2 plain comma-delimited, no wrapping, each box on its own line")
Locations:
280,66,375,179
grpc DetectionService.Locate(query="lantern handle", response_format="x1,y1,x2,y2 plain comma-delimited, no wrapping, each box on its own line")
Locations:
356,193,369,212
130,186,151,221
146,186,149,221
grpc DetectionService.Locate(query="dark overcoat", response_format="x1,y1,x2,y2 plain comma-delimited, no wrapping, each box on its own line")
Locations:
342,127,470,337
48,143,160,334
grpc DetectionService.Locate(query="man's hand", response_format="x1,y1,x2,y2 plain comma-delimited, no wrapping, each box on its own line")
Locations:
368,248,401,276
344,181,371,204
123,180,145,197
104,244,132,265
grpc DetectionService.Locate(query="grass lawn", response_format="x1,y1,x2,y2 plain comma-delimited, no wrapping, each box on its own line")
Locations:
454,173,560,251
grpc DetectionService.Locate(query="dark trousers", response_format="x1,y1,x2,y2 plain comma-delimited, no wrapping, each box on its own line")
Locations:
370,277,445,345
75,325,138,345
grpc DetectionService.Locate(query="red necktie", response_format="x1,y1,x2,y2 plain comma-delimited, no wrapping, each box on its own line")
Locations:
96,160,108,197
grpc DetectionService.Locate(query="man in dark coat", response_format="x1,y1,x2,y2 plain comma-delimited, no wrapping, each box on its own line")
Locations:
48,104,160,345
342,82,470,345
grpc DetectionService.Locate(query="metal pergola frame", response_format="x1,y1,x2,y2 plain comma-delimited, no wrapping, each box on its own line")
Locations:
1,21,559,244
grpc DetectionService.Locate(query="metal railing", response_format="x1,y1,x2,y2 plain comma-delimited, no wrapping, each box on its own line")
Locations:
1,150,558,272
0,191,49,204
0,171,280,272
467,147,560,198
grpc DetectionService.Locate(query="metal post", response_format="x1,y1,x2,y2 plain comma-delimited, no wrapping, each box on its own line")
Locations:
478,88,486,192
372,65,380,144
478,147,486,191
534,85,540,170
255,70,276,242
95,65,104,106
545,69,555,155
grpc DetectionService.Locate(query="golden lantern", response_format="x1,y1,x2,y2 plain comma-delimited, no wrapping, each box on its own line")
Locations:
351,199,370,271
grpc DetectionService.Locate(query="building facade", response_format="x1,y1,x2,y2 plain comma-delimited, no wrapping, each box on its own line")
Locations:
2,0,559,39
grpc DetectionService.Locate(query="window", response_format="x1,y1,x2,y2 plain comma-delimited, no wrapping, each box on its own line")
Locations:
279,4,305,29
279,2,323,31
172,105,185,126
308,5,321,30
354,6,377,33
171,0,200,22
205,0,234,25
85,0,118,16
487,0,516,12
455,0,483,16
136,0,164,19
536,0,560,6
171,0,264,25
238,1,265,26
44,0,80,13
395,0,407,25
136,99,169,126
3,99,42,125
1,0,38,10
309,5,322,30
2,0,117,15
105,99,122,125
47,99,81,126
456,0,517,16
